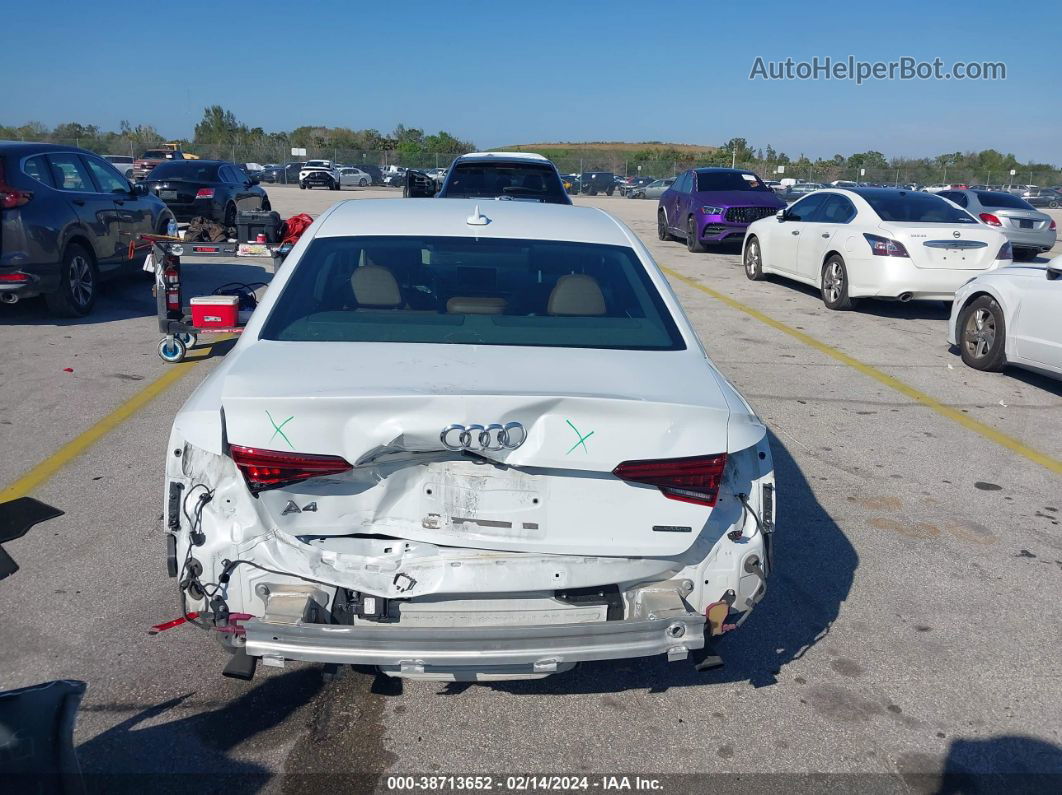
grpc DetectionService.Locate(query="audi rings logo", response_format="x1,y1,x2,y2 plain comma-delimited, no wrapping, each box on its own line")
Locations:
440,422,527,451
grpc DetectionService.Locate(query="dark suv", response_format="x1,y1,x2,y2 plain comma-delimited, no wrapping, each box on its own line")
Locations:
0,141,175,316
579,171,619,196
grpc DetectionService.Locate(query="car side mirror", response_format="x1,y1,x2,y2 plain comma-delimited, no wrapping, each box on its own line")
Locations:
1048,265,1062,281
131,181,147,196
249,175,260,185
775,208,787,221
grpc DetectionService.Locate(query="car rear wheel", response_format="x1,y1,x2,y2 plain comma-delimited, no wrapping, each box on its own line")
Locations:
744,237,765,280
958,295,1006,371
821,255,853,310
331,180,339,191
261,199,271,211
686,217,705,253
223,203,237,229
46,243,97,317
359,178,368,187
299,182,306,190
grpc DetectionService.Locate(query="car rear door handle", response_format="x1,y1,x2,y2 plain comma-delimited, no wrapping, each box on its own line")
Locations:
791,230,800,235
72,199,85,206
821,232,830,238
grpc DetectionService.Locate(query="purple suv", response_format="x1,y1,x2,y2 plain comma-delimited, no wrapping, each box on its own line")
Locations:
658,168,785,252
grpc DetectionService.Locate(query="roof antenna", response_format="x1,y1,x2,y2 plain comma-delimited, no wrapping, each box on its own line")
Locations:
466,204,490,226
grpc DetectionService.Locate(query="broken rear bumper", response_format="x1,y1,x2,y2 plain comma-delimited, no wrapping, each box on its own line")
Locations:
243,612,706,675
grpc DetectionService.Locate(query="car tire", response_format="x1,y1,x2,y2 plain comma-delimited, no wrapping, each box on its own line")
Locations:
331,180,339,191
821,255,854,310
744,237,765,280
606,187,615,196
223,203,237,229
359,178,368,187
958,295,1007,372
686,216,705,253
46,243,98,318
261,199,271,211
657,210,671,241
299,182,306,190
1049,200,1060,209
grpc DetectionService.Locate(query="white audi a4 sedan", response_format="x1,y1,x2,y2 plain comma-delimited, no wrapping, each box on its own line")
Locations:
742,188,1012,309
165,199,776,681
948,256,1062,380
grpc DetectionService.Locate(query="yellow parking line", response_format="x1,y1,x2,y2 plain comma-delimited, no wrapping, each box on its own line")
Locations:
662,266,1062,476
0,358,203,502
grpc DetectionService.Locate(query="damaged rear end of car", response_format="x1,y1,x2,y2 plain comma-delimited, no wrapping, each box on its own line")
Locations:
163,200,776,681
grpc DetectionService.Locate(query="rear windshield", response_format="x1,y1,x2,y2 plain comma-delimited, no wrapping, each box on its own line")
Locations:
859,191,977,223
696,171,769,191
975,191,1034,210
141,150,169,159
443,163,568,203
148,162,220,181
261,236,684,350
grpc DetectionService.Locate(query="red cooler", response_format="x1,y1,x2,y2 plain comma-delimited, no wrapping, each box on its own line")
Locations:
190,295,239,328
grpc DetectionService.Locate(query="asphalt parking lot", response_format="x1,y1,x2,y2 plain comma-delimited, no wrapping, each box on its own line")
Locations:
1,184,1060,790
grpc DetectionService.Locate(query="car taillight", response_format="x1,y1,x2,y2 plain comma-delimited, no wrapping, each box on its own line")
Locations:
612,454,727,508
0,272,29,283
1051,220,1057,230
979,213,1002,226
195,188,214,199
996,241,1013,260
0,161,32,209
230,445,352,493
863,233,909,257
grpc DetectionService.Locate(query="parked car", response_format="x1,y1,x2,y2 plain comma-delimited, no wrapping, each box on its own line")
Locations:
936,189,1057,260
579,172,618,196
299,161,341,190
628,177,674,200
382,168,407,187
338,167,372,188
742,188,1012,309
620,176,655,197
351,163,384,185
241,162,265,176
426,152,571,204
1019,188,1062,209
784,182,825,202
141,160,269,225
424,167,448,187
0,141,175,316
260,162,303,184
163,198,775,681
658,168,785,251
103,154,135,179
133,148,186,180
949,256,1062,380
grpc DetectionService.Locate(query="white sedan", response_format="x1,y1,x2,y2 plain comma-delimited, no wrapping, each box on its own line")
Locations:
165,199,775,681
338,167,372,188
742,188,1013,309
948,256,1062,380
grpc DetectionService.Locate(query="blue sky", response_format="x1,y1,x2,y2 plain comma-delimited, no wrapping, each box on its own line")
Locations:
5,0,1058,163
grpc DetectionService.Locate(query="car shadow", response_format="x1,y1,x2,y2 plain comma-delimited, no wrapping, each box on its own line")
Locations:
944,345,1062,397
468,430,857,695
0,259,273,327
75,667,323,790
898,734,1062,793
762,277,952,321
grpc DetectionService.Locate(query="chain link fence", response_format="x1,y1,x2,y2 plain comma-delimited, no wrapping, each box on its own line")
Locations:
39,138,1062,189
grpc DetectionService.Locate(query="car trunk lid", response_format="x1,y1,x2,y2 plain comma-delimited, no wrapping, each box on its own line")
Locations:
218,341,736,556
883,223,1003,269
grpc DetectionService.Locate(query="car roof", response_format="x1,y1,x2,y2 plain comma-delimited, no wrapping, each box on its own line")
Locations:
693,167,756,174
0,140,93,155
315,198,631,246
456,151,550,163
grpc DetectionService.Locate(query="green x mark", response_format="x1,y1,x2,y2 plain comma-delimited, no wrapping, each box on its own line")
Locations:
267,411,295,449
565,419,595,455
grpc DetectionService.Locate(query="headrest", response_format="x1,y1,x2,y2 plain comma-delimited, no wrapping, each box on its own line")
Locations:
351,264,401,308
547,274,606,316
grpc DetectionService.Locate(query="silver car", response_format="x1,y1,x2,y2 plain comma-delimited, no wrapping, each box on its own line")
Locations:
938,189,1057,260
628,177,674,199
